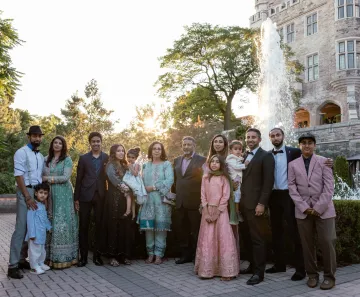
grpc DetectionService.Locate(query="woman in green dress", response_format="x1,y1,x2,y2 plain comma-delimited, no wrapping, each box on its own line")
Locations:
138,141,174,265
43,136,78,269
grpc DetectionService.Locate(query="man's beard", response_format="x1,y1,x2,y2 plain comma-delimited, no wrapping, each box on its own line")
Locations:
30,141,40,148
273,140,283,149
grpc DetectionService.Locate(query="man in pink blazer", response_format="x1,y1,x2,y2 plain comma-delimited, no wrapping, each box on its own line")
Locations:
288,133,336,290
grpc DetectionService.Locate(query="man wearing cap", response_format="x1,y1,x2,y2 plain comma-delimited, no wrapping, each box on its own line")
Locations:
288,133,336,290
8,126,45,279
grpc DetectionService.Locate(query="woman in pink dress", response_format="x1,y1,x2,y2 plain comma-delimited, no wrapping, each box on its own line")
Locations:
195,155,239,280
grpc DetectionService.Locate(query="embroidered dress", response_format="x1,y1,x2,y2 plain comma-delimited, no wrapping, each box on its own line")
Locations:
195,175,239,278
138,161,174,231
100,163,133,258
43,156,78,269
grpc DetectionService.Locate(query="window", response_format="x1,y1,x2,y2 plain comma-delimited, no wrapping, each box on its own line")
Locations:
337,0,360,19
286,23,295,43
306,13,318,35
277,27,284,40
337,39,360,69
307,54,319,81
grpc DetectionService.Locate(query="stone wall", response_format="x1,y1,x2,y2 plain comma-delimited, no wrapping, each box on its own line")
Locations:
295,121,360,158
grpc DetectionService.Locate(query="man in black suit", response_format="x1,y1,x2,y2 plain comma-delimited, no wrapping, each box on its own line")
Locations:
74,132,109,267
266,128,332,280
173,136,206,264
239,128,275,285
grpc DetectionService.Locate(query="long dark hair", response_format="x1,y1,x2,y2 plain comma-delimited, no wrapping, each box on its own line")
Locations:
107,144,128,175
147,141,167,161
207,134,229,161
46,135,68,167
207,154,229,180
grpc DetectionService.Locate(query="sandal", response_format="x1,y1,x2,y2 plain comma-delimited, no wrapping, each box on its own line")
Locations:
145,255,154,264
154,256,163,265
109,259,120,267
124,258,131,265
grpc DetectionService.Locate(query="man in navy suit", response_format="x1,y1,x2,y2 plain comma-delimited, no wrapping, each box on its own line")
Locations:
173,136,206,264
265,128,305,281
74,132,109,267
266,128,332,280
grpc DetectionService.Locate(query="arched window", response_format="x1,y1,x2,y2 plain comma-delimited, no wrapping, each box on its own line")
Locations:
295,108,310,128
319,103,341,125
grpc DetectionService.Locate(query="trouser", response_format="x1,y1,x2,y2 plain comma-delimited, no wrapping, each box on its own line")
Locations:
240,206,266,277
79,192,104,261
173,207,201,259
297,216,337,281
9,188,33,268
146,230,167,257
28,240,46,269
269,190,305,272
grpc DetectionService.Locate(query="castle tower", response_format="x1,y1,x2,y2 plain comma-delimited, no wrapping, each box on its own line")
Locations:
249,0,360,157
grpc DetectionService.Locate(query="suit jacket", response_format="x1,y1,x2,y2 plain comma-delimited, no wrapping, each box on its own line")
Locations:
240,147,275,209
173,153,206,210
288,154,336,219
74,151,109,202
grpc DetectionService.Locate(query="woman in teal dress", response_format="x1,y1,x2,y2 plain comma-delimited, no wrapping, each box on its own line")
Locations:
138,141,174,265
43,136,78,269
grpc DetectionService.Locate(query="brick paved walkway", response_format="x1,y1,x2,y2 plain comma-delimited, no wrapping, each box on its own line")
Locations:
1,213,360,297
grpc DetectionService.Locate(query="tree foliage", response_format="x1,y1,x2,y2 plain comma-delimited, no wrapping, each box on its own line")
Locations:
156,23,259,130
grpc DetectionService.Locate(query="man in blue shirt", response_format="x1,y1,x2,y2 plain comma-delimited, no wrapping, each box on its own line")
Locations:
8,126,45,279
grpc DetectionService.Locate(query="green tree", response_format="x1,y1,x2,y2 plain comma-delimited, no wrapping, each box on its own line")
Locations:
171,87,226,128
0,11,23,103
156,23,259,130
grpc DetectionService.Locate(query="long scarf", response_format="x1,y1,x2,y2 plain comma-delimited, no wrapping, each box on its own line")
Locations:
208,170,238,226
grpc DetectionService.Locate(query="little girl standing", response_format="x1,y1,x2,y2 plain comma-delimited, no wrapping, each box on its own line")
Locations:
194,155,239,280
123,147,147,219
226,140,248,221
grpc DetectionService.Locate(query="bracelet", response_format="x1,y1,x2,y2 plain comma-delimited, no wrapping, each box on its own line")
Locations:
152,185,157,191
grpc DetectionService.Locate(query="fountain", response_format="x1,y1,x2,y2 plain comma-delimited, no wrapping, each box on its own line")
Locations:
256,18,296,150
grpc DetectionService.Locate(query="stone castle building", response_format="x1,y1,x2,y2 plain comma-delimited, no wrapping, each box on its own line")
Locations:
249,0,360,157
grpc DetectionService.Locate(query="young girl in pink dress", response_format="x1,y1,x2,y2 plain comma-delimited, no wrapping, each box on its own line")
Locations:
194,154,239,280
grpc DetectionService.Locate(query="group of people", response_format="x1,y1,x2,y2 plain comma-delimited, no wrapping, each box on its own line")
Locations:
7,125,337,290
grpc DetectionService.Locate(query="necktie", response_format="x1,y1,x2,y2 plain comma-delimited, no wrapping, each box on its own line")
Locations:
273,149,284,155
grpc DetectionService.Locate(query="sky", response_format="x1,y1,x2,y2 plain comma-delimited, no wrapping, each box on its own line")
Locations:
2,0,256,131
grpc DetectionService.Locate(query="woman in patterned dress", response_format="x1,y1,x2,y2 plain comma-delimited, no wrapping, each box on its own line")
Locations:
138,141,174,265
101,144,133,266
43,136,78,269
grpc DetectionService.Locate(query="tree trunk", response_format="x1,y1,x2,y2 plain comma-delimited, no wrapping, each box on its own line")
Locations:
224,96,233,130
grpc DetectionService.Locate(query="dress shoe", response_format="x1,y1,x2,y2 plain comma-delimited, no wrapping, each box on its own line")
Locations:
7,267,24,279
265,265,286,273
240,266,254,274
246,274,264,285
93,256,103,266
307,277,319,288
77,259,87,267
291,271,306,281
320,279,335,290
175,257,192,264
18,261,31,270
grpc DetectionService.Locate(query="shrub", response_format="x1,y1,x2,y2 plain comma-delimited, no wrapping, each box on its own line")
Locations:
334,156,351,186
0,172,16,194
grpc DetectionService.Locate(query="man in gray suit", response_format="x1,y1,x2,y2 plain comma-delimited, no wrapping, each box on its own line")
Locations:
173,136,206,264
239,128,275,285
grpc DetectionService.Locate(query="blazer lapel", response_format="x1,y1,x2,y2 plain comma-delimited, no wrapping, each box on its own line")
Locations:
307,155,318,182
297,157,308,182
183,154,197,177
243,148,262,180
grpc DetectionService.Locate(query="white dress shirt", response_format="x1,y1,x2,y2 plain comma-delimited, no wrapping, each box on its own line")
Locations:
245,146,260,162
272,144,288,190
14,144,44,186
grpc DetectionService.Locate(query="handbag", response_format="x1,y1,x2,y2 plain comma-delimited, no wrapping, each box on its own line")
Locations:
162,191,176,206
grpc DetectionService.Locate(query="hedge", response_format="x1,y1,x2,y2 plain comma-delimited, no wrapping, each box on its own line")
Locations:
90,200,360,265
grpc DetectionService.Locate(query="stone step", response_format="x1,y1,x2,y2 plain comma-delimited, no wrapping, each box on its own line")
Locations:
0,195,16,213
